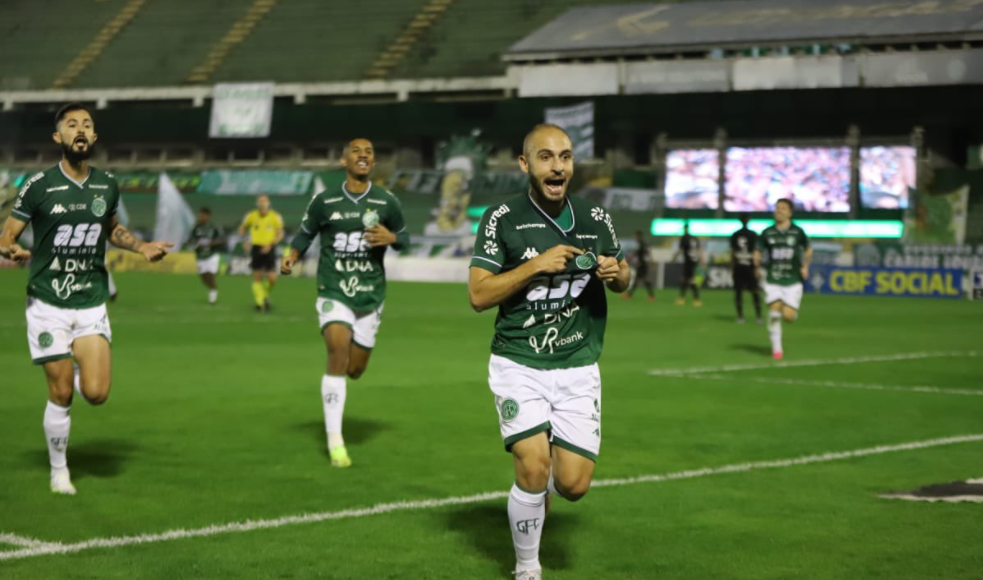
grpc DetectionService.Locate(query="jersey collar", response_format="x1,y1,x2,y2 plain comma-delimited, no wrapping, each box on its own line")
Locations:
58,161,90,189
342,181,372,204
527,193,575,235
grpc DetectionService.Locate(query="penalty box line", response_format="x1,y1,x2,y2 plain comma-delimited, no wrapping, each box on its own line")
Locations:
2,433,982,563
647,350,979,377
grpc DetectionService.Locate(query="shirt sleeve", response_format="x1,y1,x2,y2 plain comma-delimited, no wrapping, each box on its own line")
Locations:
384,192,409,251
595,207,623,261
290,196,321,255
470,204,508,273
9,172,44,222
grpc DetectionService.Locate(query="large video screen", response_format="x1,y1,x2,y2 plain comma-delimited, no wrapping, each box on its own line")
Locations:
724,147,851,212
665,149,720,209
860,146,915,209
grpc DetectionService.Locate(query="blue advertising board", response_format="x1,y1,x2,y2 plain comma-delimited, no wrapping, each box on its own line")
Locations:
806,266,963,299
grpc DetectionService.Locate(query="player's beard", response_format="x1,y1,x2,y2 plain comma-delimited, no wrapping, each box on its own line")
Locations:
62,140,93,164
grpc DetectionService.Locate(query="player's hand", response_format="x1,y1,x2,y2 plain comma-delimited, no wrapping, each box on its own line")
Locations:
139,241,173,262
281,254,297,275
364,225,396,247
0,243,31,264
595,255,620,281
260,245,272,254
532,245,582,274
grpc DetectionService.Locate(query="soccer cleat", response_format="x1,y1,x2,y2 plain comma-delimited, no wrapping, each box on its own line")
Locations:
50,470,76,495
263,299,272,313
514,569,542,580
693,300,703,307
736,317,745,324
756,317,764,325
647,295,655,302
772,351,784,360
621,293,631,300
675,297,686,305
329,445,352,468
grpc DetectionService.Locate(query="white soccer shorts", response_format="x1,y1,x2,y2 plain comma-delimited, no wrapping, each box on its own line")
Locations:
316,297,384,349
763,282,804,311
25,298,112,365
196,254,221,275
488,354,602,461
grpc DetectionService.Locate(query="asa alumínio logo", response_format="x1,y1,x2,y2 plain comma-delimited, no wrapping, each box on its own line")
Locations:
39,331,54,348
499,398,519,423
91,196,107,217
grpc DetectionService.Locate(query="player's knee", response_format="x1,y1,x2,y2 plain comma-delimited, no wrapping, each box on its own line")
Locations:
49,387,73,407
346,365,365,380
556,473,592,502
84,391,110,406
517,455,551,490
783,310,797,323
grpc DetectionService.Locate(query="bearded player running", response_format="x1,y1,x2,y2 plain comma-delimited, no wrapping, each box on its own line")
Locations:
469,124,630,580
282,138,408,467
0,103,171,495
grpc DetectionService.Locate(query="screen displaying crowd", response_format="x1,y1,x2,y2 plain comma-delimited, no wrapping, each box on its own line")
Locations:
665,149,720,209
859,146,915,209
724,147,851,212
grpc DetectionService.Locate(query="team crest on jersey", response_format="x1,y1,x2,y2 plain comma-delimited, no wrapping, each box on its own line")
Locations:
575,252,597,270
362,210,380,228
499,398,519,423
321,300,334,313
91,196,107,217
38,332,53,349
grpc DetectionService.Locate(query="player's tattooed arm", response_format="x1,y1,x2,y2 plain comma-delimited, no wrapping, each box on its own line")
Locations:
469,244,582,312
0,217,31,263
109,216,173,262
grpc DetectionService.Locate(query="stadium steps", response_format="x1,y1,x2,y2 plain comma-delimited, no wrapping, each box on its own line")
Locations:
365,0,455,79
186,0,280,84
50,0,148,88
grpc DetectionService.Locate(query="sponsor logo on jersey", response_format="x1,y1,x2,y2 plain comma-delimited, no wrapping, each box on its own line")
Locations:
335,259,374,273
529,328,584,354
91,197,107,217
19,172,44,196
50,257,62,271
330,212,343,221
88,184,109,189
575,234,597,240
69,203,87,212
51,274,93,300
484,204,510,239
13,198,23,209
498,397,519,423
339,276,374,298
38,332,54,348
515,223,546,230
362,210,380,228
521,247,539,260
591,207,606,221
484,241,499,255
522,314,537,329
46,185,70,192
50,204,68,214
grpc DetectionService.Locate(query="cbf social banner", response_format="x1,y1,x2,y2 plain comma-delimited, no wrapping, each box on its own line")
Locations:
807,265,963,299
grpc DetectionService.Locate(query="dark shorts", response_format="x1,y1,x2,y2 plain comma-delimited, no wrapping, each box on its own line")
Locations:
734,266,758,291
683,262,696,280
250,246,277,272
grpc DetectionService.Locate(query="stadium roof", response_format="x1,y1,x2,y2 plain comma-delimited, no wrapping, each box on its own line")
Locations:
505,0,983,61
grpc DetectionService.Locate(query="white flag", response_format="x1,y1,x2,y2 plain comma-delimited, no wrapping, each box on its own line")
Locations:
154,173,195,246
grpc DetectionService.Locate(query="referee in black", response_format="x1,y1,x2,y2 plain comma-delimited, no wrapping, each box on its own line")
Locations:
730,213,762,324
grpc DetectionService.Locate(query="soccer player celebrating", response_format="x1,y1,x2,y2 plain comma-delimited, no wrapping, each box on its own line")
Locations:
622,230,655,301
281,138,407,468
754,198,812,359
188,207,224,304
673,223,704,306
730,213,762,324
0,103,171,495
238,194,283,312
469,124,630,580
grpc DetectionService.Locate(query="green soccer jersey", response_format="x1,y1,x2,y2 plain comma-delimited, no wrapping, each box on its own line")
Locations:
760,223,810,285
290,182,408,311
470,193,624,370
10,164,119,309
189,223,223,259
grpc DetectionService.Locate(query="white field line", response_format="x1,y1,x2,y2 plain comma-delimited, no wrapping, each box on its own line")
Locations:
676,374,983,397
0,534,62,549
2,433,982,563
647,351,979,377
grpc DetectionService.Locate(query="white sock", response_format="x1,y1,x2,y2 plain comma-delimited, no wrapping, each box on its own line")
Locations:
43,401,71,471
508,483,546,572
321,374,346,449
208,289,218,303
769,311,783,353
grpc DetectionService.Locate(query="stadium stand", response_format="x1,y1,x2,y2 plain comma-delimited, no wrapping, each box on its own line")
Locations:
51,0,148,88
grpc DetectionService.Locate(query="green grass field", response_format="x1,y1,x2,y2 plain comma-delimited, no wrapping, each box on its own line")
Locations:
1,269,981,579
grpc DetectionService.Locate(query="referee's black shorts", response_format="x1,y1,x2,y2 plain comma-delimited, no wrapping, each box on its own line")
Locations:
250,245,277,272
733,266,758,291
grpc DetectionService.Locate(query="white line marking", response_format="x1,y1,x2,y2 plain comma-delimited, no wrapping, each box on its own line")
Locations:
675,374,983,397
2,433,981,563
880,494,983,503
647,351,979,376
0,534,62,549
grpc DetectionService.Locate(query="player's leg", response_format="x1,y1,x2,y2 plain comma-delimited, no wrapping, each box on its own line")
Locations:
752,286,763,322
764,281,785,358
548,363,601,501
317,298,358,466
734,278,745,322
490,355,552,577
72,335,112,405
347,304,383,379
676,273,689,304
250,268,265,310
264,269,277,308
